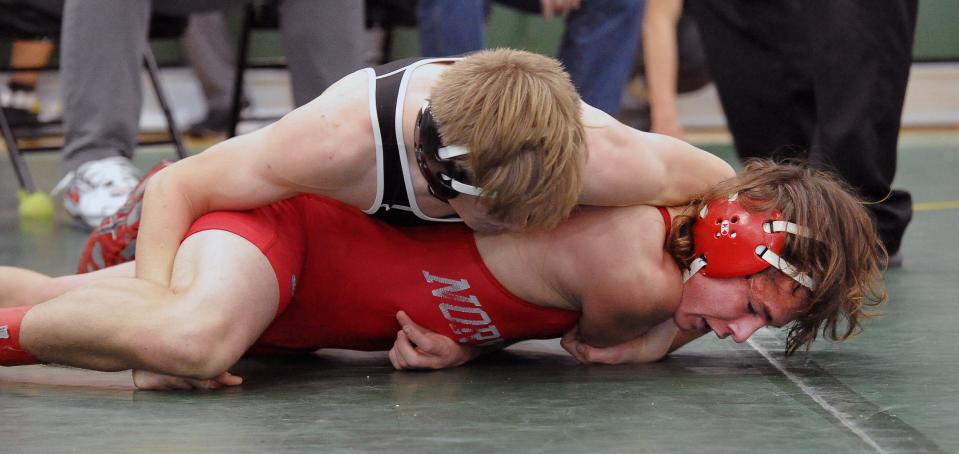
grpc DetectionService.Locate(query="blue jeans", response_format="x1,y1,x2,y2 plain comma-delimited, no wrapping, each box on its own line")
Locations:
417,0,644,115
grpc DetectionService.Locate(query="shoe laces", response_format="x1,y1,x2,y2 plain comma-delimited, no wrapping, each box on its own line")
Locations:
53,157,141,196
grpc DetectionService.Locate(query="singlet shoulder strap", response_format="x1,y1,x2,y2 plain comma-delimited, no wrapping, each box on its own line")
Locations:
371,58,418,213
657,207,672,240
370,56,463,223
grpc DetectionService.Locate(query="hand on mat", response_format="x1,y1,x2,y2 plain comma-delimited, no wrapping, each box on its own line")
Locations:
561,319,680,364
389,311,480,370
132,369,243,391
540,0,581,21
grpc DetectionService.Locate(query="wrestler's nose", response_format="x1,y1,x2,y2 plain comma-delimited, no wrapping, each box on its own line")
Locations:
729,318,765,343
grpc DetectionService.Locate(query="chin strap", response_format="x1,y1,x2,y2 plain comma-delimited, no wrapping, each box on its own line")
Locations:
444,175,485,196
762,220,816,289
764,220,817,241
755,246,816,290
437,145,488,197
683,257,706,283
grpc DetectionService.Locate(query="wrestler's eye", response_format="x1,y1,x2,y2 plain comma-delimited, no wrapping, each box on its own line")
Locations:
747,302,757,316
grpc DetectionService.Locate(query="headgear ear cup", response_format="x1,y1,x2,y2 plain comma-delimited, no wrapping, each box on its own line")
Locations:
686,193,816,290
413,102,486,201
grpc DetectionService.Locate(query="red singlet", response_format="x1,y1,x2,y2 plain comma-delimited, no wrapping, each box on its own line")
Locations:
185,195,580,353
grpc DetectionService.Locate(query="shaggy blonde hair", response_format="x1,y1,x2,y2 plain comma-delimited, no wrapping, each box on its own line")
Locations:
429,48,586,230
667,159,887,355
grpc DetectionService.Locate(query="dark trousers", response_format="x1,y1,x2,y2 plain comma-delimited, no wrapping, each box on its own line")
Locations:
416,0,644,115
687,0,917,255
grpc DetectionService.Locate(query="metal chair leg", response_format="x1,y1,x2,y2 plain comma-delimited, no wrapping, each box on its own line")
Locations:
142,47,187,160
0,104,36,193
228,4,254,139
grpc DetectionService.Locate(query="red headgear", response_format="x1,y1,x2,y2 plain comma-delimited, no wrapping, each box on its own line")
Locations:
684,193,815,290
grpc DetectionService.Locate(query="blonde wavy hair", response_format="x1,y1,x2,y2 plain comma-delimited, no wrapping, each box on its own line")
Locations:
667,159,888,355
429,48,586,230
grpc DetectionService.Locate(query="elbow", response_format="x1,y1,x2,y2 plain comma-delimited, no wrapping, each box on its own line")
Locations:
717,159,736,180
163,336,231,379
142,163,203,218
141,164,175,207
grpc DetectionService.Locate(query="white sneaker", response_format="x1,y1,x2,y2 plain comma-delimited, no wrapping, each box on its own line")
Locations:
52,156,141,229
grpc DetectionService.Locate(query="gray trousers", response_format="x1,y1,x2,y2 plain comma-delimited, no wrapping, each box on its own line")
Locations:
32,0,366,171
183,11,236,115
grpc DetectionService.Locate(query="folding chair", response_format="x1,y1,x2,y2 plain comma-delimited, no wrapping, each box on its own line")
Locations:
0,3,187,217
226,0,418,138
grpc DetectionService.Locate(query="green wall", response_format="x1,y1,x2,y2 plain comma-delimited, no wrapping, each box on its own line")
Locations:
914,0,959,60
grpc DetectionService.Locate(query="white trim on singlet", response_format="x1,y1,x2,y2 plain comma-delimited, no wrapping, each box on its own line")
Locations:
392,57,464,223
363,67,385,214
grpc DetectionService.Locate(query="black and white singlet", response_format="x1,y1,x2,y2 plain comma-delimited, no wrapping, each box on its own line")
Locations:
363,56,463,226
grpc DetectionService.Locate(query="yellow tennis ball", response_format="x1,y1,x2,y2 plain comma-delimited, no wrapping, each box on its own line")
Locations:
18,190,55,220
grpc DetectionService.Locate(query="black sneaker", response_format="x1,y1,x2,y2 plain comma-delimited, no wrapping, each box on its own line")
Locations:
1,105,40,127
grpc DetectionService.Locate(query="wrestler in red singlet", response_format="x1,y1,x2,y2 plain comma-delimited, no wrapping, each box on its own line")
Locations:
185,195,581,353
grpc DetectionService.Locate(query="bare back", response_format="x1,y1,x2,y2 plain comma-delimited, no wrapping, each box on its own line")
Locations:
475,205,685,347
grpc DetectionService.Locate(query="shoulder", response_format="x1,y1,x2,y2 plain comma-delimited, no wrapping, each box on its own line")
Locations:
272,70,372,157
552,206,680,298
282,69,372,128
543,205,682,344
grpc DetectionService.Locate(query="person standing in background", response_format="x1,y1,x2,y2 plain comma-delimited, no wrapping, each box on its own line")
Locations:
416,0,644,116
26,0,366,229
645,0,916,265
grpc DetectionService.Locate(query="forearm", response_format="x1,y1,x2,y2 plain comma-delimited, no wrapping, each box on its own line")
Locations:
575,314,651,348
642,0,682,130
580,115,734,208
135,166,205,287
563,319,681,364
649,134,736,206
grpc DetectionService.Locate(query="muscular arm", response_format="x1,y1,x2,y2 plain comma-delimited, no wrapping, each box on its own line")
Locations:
576,286,677,349
575,278,671,348
136,71,373,286
563,208,684,347
643,0,685,138
579,104,735,208
563,321,706,365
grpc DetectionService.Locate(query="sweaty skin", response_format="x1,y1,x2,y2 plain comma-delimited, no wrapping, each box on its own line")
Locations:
136,59,733,287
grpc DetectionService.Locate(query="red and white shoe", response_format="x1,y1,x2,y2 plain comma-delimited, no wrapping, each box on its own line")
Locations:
53,156,142,229
77,161,172,274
